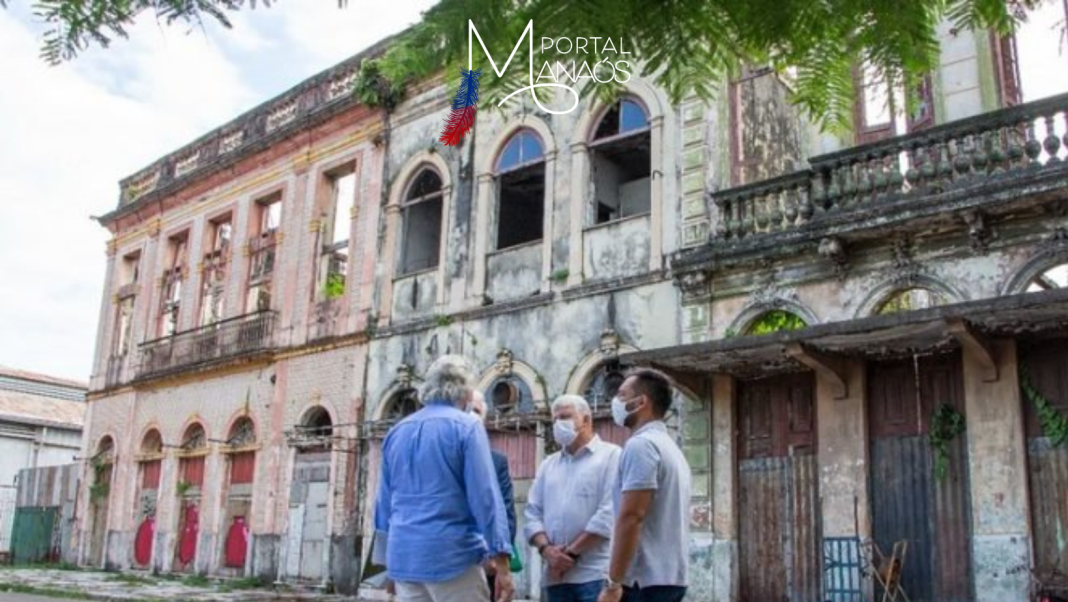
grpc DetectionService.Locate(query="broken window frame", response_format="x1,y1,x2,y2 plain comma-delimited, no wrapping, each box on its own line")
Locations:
398,167,445,276
853,62,936,145
158,233,189,337
588,97,652,225
113,251,141,357
246,195,281,314
494,129,546,251
199,214,232,327
316,165,356,302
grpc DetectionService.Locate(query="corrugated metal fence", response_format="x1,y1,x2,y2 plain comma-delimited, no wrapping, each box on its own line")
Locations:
11,463,79,564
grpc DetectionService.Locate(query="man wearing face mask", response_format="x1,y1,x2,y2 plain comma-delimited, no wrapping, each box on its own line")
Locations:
598,368,690,602
373,355,515,602
525,395,621,602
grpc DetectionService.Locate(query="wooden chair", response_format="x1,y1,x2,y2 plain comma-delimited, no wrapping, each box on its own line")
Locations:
866,540,910,602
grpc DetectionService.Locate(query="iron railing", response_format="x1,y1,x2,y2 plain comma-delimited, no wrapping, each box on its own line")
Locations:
137,311,276,380
712,92,1068,242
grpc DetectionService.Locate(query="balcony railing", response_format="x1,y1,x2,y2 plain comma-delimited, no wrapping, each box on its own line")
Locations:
712,92,1068,244
138,311,276,380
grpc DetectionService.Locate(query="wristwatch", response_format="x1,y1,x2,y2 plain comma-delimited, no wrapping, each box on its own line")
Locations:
536,542,549,556
605,577,623,591
564,547,580,561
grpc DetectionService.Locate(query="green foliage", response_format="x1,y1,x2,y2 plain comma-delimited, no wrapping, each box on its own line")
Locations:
723,328,737,339
929,403,966,481
0,582,93,600
175,480,194,497
353,58,407,110
180,574,211,588
8,1,1040,130
435,314,454,327
1021,363,1068,446
549,268,570,283
322,272,345,300
745,310,807,336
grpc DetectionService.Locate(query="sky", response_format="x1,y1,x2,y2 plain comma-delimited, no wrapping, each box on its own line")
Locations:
0,1,434,382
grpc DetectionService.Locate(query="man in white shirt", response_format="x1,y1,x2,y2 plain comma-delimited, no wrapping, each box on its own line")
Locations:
598,368,691,602
525,395,622,602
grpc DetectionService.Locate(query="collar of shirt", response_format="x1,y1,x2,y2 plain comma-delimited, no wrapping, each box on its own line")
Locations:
562,434,603,458
632,419,667,437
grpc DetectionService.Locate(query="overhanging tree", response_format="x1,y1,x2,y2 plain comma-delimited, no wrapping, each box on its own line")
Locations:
7,0,1040,130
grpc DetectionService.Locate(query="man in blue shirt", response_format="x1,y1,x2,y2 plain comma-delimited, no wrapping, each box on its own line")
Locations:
374,355,515,602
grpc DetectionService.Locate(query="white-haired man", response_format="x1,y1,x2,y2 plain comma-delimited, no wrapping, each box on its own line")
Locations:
525,394,621,602
373,355,515,602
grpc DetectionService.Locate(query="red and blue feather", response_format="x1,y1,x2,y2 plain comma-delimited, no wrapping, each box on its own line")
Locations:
439,68,482,146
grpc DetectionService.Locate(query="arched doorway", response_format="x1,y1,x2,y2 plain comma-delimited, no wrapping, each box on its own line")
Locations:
285,406,334,583
174,422,207,573
220,417,256,573
583,361,630,446
87,436,115,567
133,429,163,569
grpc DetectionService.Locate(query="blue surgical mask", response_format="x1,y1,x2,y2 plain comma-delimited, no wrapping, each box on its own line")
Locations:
611,395,641,427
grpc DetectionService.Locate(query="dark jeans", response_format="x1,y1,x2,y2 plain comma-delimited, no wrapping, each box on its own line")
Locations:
545,579,604,602
621,585,688,602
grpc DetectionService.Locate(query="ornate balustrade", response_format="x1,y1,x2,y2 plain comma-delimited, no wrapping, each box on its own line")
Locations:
138,311,276,381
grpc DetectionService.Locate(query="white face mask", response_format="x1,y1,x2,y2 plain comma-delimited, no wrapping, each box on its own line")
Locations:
611,395,640,428
552,419,578,447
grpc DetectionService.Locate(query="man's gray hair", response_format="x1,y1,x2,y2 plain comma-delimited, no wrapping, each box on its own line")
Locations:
551,394,591,417
420,355,476,405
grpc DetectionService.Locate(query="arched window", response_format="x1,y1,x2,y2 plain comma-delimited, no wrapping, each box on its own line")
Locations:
181,423,207,451
590,98,651,224
1026,262,1068,291
745,310,808,335
97,435,115,458
495,130,545,250
583,361,626,411
301,406,333,438
384,388,420,422
227,417,256,447
400,168,444,275
876,288,947,315
484,376,535,415
141,429,162,454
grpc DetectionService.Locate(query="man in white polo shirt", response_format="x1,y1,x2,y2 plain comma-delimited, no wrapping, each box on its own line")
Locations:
598,368,691,602
525,394,621,602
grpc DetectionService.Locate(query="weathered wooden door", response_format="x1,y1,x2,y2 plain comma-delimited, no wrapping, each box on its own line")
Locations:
1022,339,1068,573
737,372,820,602
87,463,111,567
289,451,330,581
868,353,973,602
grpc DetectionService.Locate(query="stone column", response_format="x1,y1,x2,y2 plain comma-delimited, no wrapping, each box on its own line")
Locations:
710,373,738,602
540,151,557,292
648,115,665,271
567,142,588,286
471,173,493,300
683,377,714,600
816,359,870,541
961,339,1031,602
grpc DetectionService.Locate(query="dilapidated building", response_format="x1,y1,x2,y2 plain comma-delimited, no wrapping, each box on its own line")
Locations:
79,11,1068,602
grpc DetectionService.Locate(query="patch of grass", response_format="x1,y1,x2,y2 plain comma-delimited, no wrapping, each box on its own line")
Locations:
226,576,268,590
0,582,93,600
2,561,82,571
180,574,211,588
106,572,156,586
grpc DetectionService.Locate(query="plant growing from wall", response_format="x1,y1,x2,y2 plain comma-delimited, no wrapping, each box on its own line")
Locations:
746,310,808,336
1020,363,1068,446
322,272,345,300
549,268,570,284
175,480,194,498
929,403,966,481
353,58,407,111
89,456,110,503
435,314,454,327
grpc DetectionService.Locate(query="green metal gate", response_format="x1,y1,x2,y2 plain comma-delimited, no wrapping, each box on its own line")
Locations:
10,507,58,564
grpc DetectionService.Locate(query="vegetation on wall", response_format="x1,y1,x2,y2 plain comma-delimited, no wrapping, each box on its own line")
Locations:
929,403,966,481
1020,363,1068,446
746,310,808,336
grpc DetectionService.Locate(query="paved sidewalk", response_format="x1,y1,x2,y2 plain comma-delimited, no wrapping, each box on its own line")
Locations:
0,568,380,602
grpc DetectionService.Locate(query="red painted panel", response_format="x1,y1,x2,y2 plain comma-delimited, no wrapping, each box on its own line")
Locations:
223,516,249,568
133,516,154,567
229,452,255,485
177,503,199,566
141,460,161,489
594,419,630,447
489,431,536,479
180,457,205,487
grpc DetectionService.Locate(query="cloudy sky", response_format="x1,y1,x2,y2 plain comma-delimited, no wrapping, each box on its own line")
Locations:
0,1,433,382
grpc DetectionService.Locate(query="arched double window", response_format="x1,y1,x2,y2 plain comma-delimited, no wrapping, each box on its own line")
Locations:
1026,262,1068,291
590,98,651,224
745,310,808,335
876,288,947,315
495,130,546,250
400,168,444,275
